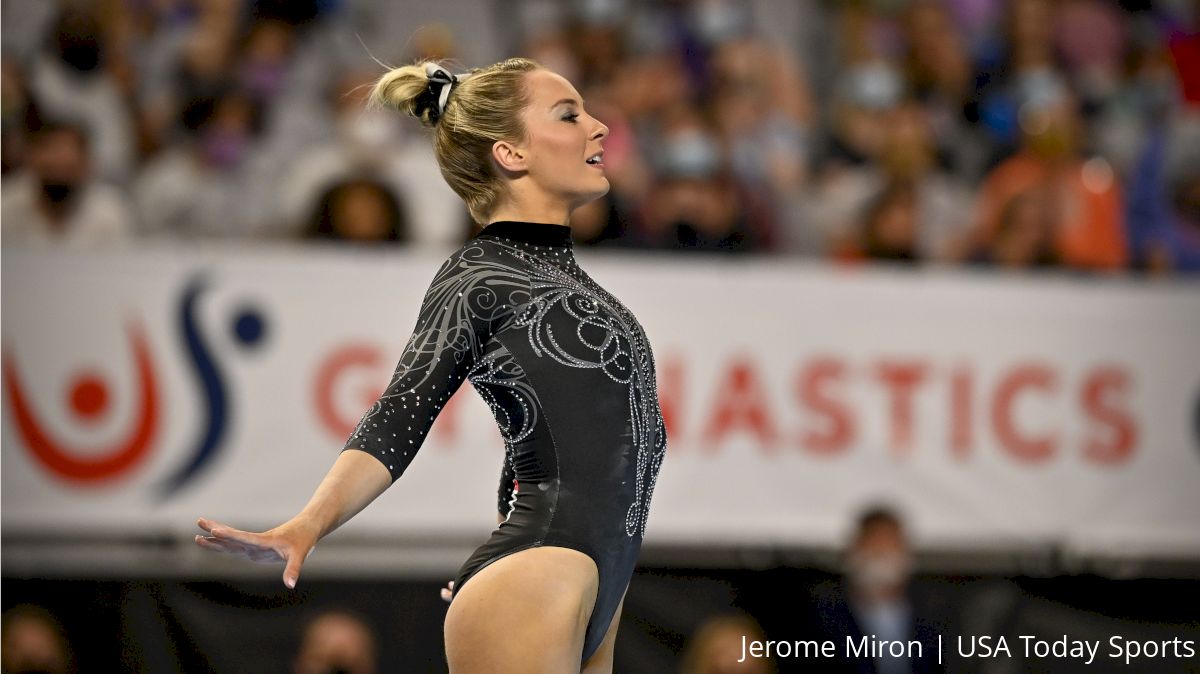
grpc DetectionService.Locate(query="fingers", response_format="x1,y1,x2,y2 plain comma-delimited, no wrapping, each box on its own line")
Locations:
197,517,265,547
194,532,280,562
194,534,252,556
209,525,262,547
283,550,305,590
194,516,296,577
440,580,455,603
194,535,227,552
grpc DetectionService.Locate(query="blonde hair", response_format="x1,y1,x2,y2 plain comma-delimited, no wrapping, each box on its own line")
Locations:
368,57,542,224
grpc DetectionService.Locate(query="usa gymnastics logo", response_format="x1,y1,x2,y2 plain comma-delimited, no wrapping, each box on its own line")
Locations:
2,274,267,498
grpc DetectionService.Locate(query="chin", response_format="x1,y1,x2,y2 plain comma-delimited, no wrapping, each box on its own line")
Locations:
588,176,611,199
561,174,610,208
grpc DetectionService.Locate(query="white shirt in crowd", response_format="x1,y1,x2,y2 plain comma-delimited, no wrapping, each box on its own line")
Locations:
1,172,135,248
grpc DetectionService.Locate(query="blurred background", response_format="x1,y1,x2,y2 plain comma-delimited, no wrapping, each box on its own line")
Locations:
2,0,1199,672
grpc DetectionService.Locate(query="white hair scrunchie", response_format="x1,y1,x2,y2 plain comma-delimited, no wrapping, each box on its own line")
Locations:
421,63,462,124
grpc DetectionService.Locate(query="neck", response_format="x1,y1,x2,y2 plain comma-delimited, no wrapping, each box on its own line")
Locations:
488,186,574,227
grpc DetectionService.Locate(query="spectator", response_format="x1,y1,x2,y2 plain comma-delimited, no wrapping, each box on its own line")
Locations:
0,0,1190,270
679,612,775,674
275,68,466,244
961,90,1127,270
28,5,136,183
810,103,972,261
236,18,296,107
641,110,765,253
1054,0,1127,112
1,119,134,248
707,33,813,253
968,0,1076,172
805,504,943,674
133,86,278,239
823,4,905,170
305,177,408,244
293,609,377,674
857,180,920,263
1126,115,1200,273
900,0,980,178
1,604,74,674
975,191,1060,268
134,0,242,158
1089,20,1178,179
564,0,628,89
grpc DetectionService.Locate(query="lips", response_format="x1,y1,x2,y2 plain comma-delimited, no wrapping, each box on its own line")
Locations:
585,151,604,167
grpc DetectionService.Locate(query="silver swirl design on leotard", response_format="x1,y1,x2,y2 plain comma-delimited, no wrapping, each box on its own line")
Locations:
466,346,539,444
346,242,530,449
346,237,666,538
498,241,667,538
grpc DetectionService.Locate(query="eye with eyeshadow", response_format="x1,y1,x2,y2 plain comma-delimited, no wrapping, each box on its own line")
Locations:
563,113,579,123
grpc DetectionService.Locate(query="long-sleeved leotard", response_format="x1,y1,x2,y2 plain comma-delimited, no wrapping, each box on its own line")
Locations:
341,220,667,662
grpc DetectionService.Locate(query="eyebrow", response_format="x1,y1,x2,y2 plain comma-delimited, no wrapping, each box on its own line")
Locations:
551,98,585,109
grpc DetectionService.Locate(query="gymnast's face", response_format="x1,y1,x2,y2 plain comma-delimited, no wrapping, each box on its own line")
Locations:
494,69,610,209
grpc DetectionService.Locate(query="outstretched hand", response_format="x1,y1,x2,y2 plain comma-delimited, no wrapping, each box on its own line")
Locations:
194,517,318,589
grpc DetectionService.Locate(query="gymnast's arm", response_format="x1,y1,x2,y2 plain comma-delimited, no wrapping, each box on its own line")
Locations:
195,451,390,588
197,250,506,588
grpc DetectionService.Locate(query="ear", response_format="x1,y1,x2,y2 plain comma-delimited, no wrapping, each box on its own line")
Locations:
491,139,528,174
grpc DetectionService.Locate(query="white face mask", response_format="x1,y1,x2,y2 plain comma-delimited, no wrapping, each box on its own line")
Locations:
846,550,912,594
658,129,720,179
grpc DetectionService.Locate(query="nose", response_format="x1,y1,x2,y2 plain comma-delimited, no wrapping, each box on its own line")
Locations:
590,117,608,141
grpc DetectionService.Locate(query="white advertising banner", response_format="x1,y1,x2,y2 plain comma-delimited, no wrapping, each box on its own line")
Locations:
3,247,1199,560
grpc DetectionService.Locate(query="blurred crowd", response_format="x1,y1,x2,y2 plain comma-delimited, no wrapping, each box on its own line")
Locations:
2,0,1199,274
1,602,381,674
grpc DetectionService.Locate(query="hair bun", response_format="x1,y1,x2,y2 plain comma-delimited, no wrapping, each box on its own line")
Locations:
413,63,459,126
368,61,461,128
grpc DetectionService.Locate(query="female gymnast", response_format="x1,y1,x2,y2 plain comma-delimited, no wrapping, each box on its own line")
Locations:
195,57,668,674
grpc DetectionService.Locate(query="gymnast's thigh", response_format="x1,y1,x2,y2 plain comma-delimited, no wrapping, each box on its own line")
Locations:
443,545,600,674
581,587,627,674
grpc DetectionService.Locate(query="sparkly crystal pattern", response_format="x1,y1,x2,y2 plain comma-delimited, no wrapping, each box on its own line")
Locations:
342,221,667,540
500,240,666,537
341,239,530,476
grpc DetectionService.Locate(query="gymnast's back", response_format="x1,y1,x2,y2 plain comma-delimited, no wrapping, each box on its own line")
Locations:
341,218,667,662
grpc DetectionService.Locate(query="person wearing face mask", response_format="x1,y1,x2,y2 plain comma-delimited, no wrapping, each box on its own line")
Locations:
800,506,943,674
813,102,972,263
194,58,667,674
1,120,134,248
134,87,278,239
275,68,464,244
26,6,135,184
641,111,766,253
955,90,1128,271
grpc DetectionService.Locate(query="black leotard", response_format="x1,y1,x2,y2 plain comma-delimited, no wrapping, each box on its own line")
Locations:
342,220,668,662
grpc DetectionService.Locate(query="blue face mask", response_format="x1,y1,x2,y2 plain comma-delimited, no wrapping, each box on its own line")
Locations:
201,129,249,169
241,62,286,100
